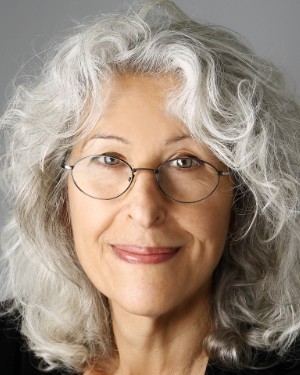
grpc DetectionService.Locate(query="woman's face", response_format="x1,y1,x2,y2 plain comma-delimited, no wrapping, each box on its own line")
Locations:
68,75,233,318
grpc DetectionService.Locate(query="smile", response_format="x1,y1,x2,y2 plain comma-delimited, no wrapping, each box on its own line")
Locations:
111,244,180,264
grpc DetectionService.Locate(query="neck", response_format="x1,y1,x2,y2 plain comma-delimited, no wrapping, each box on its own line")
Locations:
110,291,211,375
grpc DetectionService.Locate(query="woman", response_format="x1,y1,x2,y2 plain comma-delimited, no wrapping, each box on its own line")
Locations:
0,1,299,374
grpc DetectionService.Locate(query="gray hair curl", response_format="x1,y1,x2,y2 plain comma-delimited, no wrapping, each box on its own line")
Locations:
1,0,300,372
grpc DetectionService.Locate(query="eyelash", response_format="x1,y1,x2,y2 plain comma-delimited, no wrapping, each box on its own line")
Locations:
102,151,124,159
171,152,200,161
95,151,201,164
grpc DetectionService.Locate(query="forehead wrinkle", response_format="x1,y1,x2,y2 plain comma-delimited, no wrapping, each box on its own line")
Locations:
81,133,131,151
163,134,192,146
81,131,200,154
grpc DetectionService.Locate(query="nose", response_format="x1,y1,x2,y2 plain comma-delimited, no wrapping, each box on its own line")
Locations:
125,169,167,228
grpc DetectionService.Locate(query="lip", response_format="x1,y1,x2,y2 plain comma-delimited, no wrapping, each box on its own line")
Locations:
111,244,180,264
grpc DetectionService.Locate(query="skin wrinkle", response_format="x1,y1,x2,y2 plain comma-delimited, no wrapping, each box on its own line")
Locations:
79,134,223,170
68,75,233,374
1,2,299,372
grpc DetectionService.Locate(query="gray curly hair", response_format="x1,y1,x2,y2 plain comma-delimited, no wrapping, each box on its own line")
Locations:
1,0,300,372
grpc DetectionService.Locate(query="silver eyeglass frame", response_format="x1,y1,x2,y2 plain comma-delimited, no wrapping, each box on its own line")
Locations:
62,155,232,204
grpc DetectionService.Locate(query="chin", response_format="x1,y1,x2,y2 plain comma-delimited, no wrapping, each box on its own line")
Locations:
109,284,210,320
109,291,183,319
116,303,176,319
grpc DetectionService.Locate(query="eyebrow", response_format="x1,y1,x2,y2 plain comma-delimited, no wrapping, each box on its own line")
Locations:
82,132,192,150
82,134,130,150
163,134,191,145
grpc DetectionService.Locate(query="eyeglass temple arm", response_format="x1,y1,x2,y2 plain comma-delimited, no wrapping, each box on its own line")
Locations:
218,170,232,176
61,163,73,170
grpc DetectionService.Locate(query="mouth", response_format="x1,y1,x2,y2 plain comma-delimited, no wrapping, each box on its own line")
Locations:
111,244,181,264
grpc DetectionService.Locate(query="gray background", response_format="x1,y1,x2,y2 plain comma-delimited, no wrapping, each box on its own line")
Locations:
0,0,300,231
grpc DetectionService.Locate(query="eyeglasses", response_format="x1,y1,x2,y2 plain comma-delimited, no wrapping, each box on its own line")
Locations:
62,154,231,203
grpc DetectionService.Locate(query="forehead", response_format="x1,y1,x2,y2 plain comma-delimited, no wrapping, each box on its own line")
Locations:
77,74,189,145
70,74,222,166
108,73,179,96
100,74,180,122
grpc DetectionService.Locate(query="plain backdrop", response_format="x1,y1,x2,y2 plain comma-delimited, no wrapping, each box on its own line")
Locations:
0,0,300,233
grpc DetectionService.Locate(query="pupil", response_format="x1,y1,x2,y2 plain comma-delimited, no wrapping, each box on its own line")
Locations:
105,156,117,164
178,158,191,168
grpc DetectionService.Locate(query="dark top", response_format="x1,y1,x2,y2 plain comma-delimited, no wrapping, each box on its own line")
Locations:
1,314,300,375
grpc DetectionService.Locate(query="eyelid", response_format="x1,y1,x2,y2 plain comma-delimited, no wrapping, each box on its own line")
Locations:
90,154,119,161
83,152,205,168
171,152,201,161
169,156,202,165
100,153,201,166
171,151,219,165
101,152,125,160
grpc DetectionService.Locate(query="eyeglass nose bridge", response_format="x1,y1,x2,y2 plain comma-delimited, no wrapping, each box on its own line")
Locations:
132,167,159,174
128,167,160,186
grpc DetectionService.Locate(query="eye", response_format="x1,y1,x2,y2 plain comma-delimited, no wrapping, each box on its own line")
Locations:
171,157,201,169
103,155,120,165
90,155,121,166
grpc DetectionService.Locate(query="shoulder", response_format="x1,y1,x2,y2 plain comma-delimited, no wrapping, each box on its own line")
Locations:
0,311,66,375
0,312,43,375
207,361,300,375
206,341,300,375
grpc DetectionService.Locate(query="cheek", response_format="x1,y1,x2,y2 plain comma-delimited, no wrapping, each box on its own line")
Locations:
179,200,232,244
189,203,232,283
67,178,112,260
178,190,233,272
67,183,117,295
